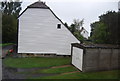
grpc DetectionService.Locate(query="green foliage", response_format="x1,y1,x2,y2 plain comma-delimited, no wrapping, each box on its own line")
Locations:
1,1,22,18
99,11,119,44
0,43,13,46
3,57,71,68
73,31,84,42
90,22,108,43
90,11,119,44
69,24,76,33
64,22,69,29
1,0,22,43
2,14,17,43
65,19,85,42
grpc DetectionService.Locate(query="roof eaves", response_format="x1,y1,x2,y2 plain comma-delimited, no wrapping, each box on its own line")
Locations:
17,7,28,18
17,6,50,18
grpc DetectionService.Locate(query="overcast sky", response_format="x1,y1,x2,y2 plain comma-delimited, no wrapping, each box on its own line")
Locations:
20,0,119,35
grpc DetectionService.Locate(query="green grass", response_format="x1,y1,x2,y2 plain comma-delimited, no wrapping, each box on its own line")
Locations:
27,66,78,74
40,66,78,74
0,43,14,46
33,70,119,79
3,57,71,68
3,57,119,79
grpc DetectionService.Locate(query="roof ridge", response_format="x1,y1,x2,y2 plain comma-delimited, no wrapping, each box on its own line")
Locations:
27,1,49,9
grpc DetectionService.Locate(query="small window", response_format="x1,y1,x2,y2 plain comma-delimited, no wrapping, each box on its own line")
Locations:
57,24,61,29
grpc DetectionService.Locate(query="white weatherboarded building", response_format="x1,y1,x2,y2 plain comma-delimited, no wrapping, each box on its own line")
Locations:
80,27,89,39
18,1,80,55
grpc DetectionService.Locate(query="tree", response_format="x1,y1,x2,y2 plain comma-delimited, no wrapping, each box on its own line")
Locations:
1,0,22,43
70,24,76,34
2,14,17,43
67,19,85,42
90,11,119,44
1,0,22,18
99,11,118,44
73,18,84,30
64,22,69,28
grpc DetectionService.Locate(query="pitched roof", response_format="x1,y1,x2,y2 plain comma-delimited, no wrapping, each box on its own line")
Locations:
28,1,49,9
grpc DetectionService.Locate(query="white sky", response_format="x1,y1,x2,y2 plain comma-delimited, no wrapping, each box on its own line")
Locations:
20,0,119,36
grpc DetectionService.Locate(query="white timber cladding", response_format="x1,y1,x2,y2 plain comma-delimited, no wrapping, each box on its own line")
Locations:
18,8,80,55
72,47,83,71
81,30,89,39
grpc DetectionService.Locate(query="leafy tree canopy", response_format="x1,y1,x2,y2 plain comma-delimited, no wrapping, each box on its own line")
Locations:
1,0,22,43
90,11,119,45
1,0,22,18
65,19,86,43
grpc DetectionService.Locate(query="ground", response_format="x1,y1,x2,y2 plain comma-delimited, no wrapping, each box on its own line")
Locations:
2,57,119,79
2,44,119,80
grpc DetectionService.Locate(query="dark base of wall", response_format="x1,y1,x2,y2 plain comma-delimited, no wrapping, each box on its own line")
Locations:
17,53,71,58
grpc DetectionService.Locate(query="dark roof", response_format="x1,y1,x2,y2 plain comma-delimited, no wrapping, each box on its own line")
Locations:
28,1,49,9
72,43,120,49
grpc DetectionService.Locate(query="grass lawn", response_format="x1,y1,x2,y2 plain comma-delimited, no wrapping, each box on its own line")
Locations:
33,70,119,79
26,66,78,74
3,57,71,68
3,57,119,79
0,43,14,46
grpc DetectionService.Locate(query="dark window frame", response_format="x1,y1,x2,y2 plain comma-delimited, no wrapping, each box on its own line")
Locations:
57,24,61,29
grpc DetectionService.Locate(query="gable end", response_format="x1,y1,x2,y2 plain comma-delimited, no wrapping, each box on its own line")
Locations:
18,2,80,42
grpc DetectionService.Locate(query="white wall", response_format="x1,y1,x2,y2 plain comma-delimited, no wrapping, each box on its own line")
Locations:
72,47,83,71
81,30,89,39
18,8,79,55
